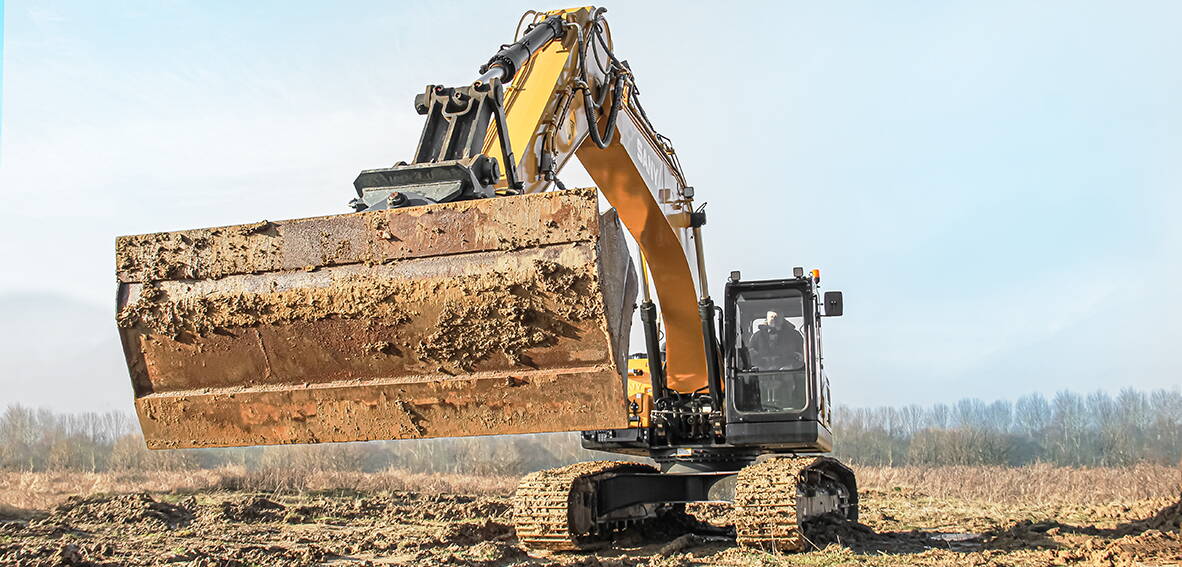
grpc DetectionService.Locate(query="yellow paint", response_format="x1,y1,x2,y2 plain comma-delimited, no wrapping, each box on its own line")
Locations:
577,115,709,391
482,7,711,393
484,8,593,190
665,211,692,228
626,357,652,427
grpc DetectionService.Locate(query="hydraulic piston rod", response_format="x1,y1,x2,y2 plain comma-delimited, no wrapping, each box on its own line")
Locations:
476,15,565,86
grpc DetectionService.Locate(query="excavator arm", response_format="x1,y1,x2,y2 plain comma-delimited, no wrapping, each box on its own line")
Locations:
115,6,716,449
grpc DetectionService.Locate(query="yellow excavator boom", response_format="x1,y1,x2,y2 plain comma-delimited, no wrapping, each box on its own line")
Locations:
485,8,710,392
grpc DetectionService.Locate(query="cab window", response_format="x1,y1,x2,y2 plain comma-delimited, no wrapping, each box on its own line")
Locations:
731,288,808,413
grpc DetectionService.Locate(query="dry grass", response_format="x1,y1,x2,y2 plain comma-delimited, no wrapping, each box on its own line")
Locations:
0,466,517,511
2,463,1177,513
855,462,1181,504
0,468,236,510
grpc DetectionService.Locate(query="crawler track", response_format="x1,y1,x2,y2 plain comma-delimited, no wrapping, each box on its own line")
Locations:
513,460,659,551
733,457,815,551
734,456,858,551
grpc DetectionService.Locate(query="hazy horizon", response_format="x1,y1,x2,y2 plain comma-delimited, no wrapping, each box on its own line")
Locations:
1,1,1180,413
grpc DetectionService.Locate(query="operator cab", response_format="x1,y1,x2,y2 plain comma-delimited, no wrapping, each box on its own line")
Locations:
722,270,842,452
581,267,843,459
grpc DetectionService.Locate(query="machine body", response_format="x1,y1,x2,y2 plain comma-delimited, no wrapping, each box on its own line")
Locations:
115,6,858,552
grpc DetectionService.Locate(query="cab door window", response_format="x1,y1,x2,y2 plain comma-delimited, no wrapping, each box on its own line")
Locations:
732,288,809,413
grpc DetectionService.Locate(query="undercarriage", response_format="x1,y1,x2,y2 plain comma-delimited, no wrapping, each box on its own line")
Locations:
512,455,857,552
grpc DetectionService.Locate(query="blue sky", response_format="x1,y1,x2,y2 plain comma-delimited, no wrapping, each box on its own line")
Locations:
0,0,5,146
0,1,1178,412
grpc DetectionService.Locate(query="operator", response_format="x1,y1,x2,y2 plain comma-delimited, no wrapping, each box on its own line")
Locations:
749,310,805,370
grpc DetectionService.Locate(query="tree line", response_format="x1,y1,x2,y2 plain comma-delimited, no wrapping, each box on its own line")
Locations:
1,388,1178,473
0,405,599,474
833,388,1182,467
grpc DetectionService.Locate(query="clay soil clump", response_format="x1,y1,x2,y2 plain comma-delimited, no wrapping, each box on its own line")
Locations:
49,492,193,530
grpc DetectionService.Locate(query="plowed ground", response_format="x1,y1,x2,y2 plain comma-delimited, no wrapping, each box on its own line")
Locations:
1,485,1178,566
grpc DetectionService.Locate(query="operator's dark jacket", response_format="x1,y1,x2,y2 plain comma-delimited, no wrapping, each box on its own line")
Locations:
749,323,804,368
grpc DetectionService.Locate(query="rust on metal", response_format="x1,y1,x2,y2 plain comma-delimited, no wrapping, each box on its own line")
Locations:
116,189,637,449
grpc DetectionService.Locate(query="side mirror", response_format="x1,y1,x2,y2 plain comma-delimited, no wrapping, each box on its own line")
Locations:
823,291,843,317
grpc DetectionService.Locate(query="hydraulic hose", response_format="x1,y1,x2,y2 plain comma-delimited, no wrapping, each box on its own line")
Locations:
582,73,625,149
578,8,626,149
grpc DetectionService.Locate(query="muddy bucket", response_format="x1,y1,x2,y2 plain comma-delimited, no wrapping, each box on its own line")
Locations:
116,188,637,448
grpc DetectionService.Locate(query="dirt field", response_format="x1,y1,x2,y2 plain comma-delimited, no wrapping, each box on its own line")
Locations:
0,466,1178,567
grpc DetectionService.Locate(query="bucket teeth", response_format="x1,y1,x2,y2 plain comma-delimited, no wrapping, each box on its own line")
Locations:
116,189,637,449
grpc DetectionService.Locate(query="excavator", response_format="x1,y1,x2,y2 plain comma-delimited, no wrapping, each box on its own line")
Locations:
115,6,857,551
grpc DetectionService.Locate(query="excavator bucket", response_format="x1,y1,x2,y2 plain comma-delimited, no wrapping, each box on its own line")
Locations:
115,188,637,449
